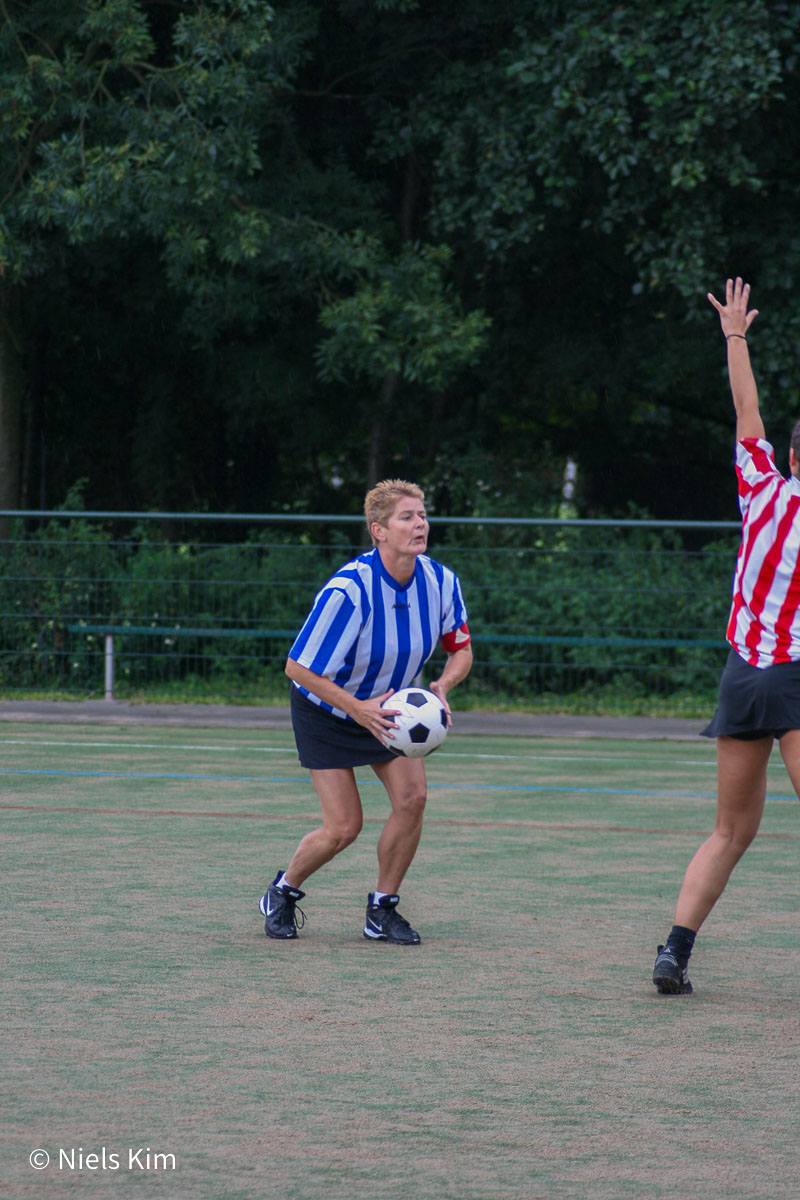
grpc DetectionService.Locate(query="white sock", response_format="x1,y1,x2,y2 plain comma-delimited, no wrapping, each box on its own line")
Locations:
371,890,391,903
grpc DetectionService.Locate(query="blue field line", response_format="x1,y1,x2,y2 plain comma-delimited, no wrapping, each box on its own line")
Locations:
0,765,748,799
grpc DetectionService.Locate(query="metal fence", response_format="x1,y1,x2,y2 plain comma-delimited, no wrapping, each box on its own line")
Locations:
0,510,741,715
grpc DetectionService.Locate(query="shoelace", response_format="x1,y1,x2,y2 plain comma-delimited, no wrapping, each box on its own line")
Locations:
287,900,306,931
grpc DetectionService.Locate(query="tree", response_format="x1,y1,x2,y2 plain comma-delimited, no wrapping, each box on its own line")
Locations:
315,238,489,485
0,0,489,514
0,0,272,509
363,0,800,515
4,0,800,521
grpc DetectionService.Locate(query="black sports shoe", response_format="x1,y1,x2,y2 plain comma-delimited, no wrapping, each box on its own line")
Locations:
363,893,421,945
259,875,306,940
652,944,693,994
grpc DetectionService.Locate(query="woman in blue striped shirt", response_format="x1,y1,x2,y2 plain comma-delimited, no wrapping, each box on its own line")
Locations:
259,479,473,945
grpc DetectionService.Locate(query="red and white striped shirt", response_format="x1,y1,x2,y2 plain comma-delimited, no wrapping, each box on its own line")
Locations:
727,437,800,667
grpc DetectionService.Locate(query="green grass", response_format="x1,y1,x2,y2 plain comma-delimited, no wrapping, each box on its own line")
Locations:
3,721,800,1198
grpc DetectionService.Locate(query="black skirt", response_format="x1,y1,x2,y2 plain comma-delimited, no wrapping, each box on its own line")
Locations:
701,648,800,740
290,685,397,769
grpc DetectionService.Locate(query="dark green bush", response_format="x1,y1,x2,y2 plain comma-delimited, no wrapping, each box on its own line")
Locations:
0,519,739,714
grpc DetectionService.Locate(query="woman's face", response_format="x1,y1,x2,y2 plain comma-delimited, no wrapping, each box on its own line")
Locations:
375,495,429,557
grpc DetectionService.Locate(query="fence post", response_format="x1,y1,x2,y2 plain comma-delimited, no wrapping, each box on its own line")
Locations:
104,634,114,701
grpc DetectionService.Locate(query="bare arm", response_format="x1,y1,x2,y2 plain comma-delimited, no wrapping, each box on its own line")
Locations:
707,276,763,441
284,658,399,742
428,644,473,725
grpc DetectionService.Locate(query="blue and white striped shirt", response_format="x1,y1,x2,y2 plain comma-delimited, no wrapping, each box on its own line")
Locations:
288,549,468,718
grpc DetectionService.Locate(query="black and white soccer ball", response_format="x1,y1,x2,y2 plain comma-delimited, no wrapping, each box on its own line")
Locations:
381,687,449,758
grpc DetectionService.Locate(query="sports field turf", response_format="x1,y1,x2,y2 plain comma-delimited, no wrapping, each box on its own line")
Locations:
3,718,800,1199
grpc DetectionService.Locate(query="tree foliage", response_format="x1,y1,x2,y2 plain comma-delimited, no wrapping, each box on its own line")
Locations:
2,0,800,519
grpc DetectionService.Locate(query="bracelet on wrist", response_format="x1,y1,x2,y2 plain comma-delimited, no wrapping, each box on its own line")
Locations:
726,334,747,342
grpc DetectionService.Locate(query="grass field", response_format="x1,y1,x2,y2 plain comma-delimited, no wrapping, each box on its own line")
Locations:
3,718,800,1199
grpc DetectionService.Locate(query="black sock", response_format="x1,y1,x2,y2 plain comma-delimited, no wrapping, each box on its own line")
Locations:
665,925,696,969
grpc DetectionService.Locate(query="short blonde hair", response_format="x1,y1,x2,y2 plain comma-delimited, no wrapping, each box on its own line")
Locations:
364,479,425,545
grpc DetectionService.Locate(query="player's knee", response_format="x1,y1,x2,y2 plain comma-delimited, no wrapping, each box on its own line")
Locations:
326,816,363,853
393,785,427,824
716,823,758,858
734,828,758,855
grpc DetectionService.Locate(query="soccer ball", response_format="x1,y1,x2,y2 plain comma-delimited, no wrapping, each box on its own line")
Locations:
381,687,449,758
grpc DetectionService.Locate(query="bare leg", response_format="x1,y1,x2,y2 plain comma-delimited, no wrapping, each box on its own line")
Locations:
370,756,427,894
673,734,773,930
283,768,363,888
777,728,800,796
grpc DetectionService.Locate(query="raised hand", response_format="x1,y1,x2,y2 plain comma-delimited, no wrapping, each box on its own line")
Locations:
707,276,759,340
